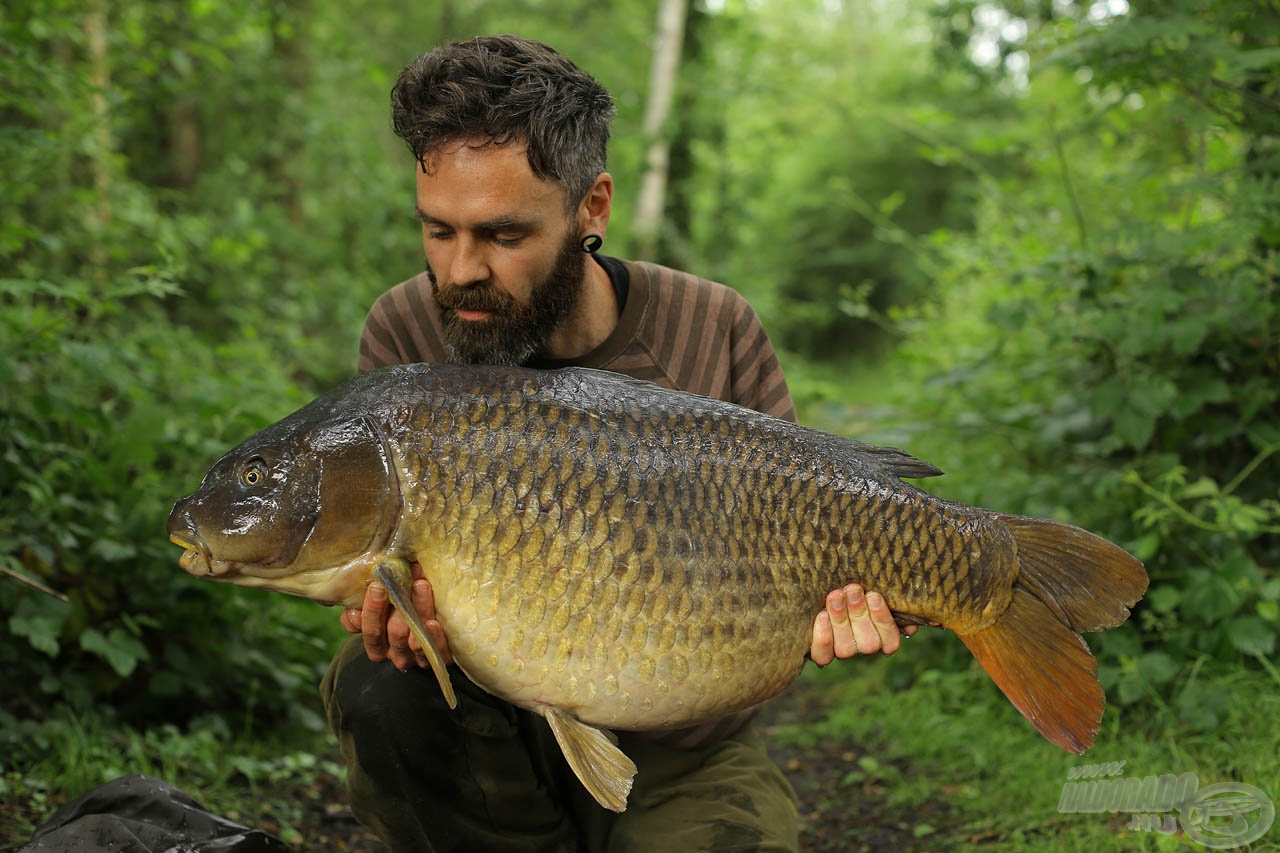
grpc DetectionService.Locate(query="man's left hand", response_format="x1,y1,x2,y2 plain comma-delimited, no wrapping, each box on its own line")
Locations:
810,584,916,665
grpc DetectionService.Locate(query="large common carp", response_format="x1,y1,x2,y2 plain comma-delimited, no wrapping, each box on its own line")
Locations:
168,364,1147,811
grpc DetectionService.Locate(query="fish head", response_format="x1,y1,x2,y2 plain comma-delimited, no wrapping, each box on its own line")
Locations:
167,412,402,605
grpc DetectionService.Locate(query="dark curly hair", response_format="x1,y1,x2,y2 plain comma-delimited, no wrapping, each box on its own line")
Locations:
391,35,616,211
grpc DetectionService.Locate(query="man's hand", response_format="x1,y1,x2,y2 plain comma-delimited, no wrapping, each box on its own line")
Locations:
810,584,915,666
341,571,905,670
340,563,452,670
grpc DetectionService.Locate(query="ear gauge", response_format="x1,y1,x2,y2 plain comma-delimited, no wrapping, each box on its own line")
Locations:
581,234,603,254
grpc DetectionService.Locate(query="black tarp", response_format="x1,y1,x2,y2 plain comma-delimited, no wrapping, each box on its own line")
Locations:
22,774,291,852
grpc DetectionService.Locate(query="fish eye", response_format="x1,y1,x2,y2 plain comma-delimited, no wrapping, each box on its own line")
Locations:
241,460,267,487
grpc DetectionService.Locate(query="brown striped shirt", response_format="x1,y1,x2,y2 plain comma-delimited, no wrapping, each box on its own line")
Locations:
357,258,796,748
358,259,795,422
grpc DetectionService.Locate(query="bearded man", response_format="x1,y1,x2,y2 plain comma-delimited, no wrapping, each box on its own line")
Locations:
322,35,913,852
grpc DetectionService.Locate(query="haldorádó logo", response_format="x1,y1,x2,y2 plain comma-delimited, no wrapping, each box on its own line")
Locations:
1058,764,1274,849
1180,782,1275,849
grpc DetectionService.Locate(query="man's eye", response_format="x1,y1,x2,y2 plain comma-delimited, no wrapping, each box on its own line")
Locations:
427,230,453,241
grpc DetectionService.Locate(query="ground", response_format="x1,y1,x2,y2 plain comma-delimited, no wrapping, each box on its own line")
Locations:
265,673,953,852
757,676,955,853
6,676,951,851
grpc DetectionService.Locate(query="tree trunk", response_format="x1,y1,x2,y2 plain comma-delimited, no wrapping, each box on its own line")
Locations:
1240,24,1280,252
83,0,112,273
633,0,688,260
268,0,309,226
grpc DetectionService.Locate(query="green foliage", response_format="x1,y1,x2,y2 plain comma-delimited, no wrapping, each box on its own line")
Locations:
681,0,999,360
783,661,1280,851
0,0,673,768
0,270,346,726
3,0,1278,825
0,0,390,732
0,706,344,847
828,0,1280,718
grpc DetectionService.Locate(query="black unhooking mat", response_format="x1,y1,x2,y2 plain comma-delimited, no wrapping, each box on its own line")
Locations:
22,773,291,852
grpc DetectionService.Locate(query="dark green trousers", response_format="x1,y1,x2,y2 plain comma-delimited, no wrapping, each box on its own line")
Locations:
321,636,799,852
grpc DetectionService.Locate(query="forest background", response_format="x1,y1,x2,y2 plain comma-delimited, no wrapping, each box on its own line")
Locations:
2,0,1277,849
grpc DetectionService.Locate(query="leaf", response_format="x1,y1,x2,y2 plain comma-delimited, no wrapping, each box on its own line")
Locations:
1134,532,1162,562
80,627,151,678
1261,579,1280,602
1227,618,1276,657
8,596,71,658
91,540,137,562
1116,675,1145,706
1179,477,1220,500
1112,406,1156,450
1219,553,1262,586
1137,651,1178,685
1176,680,1224,731
1147,586,1180,614
1182,572,1242,623
1232,46,1280,71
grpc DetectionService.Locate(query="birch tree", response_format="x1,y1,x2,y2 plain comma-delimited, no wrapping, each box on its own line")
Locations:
633,0,688,259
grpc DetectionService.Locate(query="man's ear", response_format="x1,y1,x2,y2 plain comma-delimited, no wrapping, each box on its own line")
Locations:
578,171,613,239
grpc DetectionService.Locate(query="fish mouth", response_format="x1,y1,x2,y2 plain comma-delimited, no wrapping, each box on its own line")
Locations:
168,533,224,577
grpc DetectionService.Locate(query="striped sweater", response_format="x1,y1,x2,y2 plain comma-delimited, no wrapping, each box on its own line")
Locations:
357,257,796,748
358,258,795,422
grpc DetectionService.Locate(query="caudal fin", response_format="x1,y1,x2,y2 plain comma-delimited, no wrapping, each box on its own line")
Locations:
997,514,1149,632
958,516,1148,753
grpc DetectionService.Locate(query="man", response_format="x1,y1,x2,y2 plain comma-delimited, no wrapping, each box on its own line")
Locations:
322,35,913,852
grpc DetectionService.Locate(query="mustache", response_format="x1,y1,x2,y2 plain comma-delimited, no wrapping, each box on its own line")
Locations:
426,265,518,314
435,284,516,314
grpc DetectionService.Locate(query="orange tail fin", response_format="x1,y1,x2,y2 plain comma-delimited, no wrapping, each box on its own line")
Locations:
958,516,1148,753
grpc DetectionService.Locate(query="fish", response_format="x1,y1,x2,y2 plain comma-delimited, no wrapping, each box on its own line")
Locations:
167,363,1148,812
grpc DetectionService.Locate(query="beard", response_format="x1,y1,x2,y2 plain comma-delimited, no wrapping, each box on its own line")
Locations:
429,233,585,366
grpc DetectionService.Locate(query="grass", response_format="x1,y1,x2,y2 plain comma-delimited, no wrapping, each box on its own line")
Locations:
0,581,370,848
776,639,1280,852
0,702,348,849
5,648,1277,850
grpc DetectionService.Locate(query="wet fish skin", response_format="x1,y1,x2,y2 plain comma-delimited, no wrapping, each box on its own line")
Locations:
168,364,1148,812
391,367,1005,729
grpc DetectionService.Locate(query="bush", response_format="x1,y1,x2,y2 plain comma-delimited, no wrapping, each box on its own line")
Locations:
0,271,344,731
825,1,1280,724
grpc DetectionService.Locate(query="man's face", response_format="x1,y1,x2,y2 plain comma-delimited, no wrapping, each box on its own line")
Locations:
416,142,585,365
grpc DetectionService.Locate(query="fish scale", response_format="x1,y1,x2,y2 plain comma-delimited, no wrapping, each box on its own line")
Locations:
169,363,1147,812
386,371,984,728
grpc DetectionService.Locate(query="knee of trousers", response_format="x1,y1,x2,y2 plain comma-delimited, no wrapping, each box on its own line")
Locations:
322,636,522,744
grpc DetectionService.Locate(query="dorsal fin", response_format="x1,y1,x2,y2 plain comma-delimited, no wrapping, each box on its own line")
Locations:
850,441,944,479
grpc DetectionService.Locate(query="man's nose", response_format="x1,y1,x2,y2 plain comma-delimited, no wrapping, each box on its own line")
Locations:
449,237,490,285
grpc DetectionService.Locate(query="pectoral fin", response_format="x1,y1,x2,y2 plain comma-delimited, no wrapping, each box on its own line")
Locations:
374,561,457,710
543,706,636,813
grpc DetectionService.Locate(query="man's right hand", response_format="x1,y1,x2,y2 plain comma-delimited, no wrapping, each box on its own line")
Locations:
340,564,452,670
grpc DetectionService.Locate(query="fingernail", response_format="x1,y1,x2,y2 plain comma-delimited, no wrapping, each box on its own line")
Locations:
830,594,845,612
865,592,882,609
414,580,429,601
370,584,387,602
847,588,864,606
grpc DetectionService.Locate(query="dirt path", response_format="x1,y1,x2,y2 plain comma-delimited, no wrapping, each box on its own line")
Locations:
757,676,953,852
